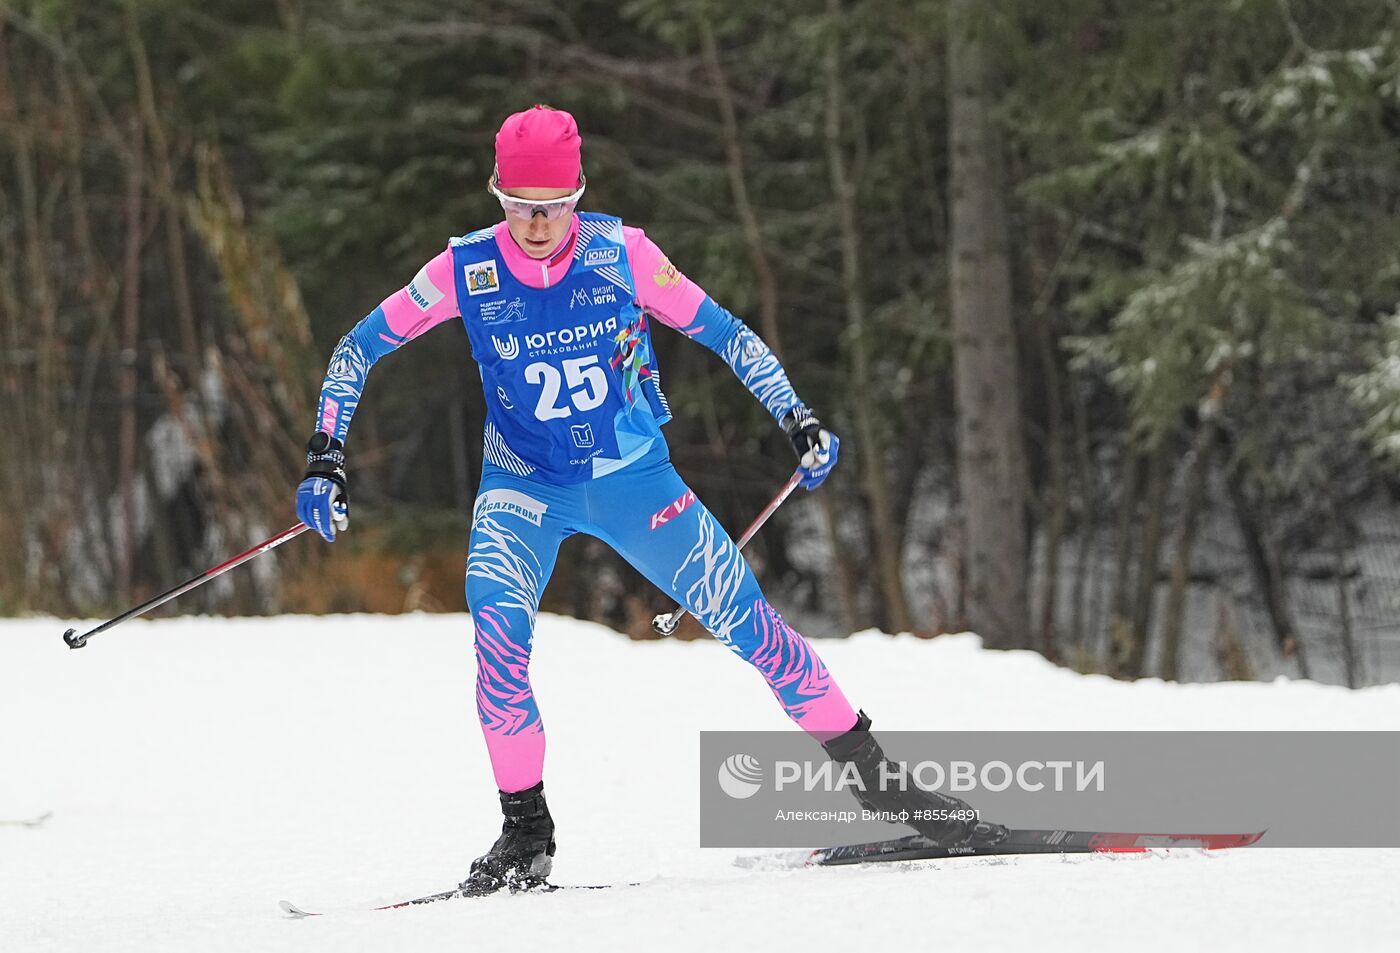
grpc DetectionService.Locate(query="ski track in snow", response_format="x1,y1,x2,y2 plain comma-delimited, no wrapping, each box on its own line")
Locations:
2,614,1397,953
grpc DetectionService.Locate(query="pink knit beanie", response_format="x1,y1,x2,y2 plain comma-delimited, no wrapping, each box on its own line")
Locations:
494,105,583,189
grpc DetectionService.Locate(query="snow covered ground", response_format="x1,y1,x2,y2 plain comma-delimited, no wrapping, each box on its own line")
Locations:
2,613,1397,952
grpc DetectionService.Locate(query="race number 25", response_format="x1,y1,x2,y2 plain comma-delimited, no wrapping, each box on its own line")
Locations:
525,356,608,421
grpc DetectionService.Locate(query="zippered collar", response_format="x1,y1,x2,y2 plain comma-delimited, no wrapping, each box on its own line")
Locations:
493,216,580,290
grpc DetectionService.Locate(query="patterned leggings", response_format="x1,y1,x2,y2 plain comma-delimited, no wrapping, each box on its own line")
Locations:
466,442,857,792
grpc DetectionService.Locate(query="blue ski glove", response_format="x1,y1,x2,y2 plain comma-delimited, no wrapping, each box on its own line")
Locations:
296,432,349,542
781,406,840,490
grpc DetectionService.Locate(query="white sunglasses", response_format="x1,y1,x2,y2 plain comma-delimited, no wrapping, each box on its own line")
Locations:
488,173,586,222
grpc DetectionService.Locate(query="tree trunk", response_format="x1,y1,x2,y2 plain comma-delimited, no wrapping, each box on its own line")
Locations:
817,490,863,634
1212,594,1253,681
0,31,36,510
1336,542,1357,688
1160,395,1223,682
1224,458,1304,674
823,0,913,634
127,6,201,370
1106,451,1142,675
1028,222,1083,661
1318,493,1357,687
118,116,146,607
57,58,121,482
449,389,474,512
1124,441,1170,677
1069,377,1098,663
696,12,783,358
1033,309,1065,662
947,0,1029,649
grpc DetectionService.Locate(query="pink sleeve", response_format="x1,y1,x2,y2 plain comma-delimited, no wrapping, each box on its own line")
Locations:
625,226,708,336
377,247,461,344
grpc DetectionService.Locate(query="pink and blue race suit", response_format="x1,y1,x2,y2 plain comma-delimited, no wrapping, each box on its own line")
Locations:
315,212,857,793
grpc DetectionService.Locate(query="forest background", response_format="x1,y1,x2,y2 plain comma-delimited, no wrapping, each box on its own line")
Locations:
3,0,1399,687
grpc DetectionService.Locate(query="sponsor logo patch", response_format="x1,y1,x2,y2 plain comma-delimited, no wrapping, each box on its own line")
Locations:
650,489,698,530
583,246,621,267
407,264,445,311
473,489,548,527
570,288,592,310
479,296,525,323
524,316,619,355
653,256,682,289
570,423,595,449
466,260,500,296
492,334,520,360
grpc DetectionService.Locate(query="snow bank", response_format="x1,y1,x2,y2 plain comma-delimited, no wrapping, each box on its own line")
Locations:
2,614,1395,952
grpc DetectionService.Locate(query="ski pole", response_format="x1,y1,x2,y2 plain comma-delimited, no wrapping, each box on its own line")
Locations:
62,522,312,649
651,469,803,637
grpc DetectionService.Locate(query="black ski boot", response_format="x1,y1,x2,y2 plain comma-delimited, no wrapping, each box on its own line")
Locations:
461,781,556,893
822,711,1007,848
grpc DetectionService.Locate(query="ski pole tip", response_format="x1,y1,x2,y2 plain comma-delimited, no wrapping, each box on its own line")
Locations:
62,628,88,650
651,614,676,637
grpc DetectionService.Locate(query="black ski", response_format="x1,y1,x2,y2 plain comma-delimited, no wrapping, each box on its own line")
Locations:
810,827,1265,866
282,828,1266,915
280,880,618,917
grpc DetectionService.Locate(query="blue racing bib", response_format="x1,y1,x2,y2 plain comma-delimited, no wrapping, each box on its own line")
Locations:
451,213,672,482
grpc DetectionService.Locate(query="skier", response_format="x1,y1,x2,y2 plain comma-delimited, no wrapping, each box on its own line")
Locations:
295,105,1003,891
